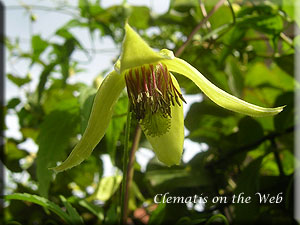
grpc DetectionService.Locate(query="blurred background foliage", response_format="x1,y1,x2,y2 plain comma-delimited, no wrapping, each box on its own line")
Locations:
2,0,299,224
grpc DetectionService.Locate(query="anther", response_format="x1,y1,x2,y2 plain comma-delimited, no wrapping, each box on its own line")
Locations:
124,63,186,136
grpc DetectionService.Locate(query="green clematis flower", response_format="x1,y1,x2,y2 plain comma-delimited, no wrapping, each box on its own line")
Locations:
52,23,284,172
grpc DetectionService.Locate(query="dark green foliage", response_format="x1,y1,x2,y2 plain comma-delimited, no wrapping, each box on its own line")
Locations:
3,0,297,224
5,193,83,224
7,74,31,87
36,103,80,197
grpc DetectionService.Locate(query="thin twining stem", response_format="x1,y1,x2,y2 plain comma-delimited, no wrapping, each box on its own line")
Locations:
122,125,142,224
120,104,132,225
175,0,226,57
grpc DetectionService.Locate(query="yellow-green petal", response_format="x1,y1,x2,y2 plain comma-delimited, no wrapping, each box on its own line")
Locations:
141,74,184,166
51,71,125,172
164,56,284,117
120,23,168,73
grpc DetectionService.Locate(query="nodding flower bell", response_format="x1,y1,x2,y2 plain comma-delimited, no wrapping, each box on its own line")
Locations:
52,23,284,172
125,63,186,137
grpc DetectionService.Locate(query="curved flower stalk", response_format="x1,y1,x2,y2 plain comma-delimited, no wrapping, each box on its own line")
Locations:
52,23,284,172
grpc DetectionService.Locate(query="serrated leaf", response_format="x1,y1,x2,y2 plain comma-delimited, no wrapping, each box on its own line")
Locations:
5,193,71,224
60,196,84,224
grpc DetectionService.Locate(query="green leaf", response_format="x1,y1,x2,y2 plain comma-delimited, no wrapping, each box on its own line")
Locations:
236,4,284,33
244,29,268,55
176,217,206,225
274,54,294,77
20,127,39,141
55,28,84,50
59,196,84,225
237,117,264,147
185,101,236,145
69,156,99,188
91,175,122,202
218,28,246,67
282,0,300,26
57,40,77,81
148,202,166,225
7,74,31,87
245,62,294,87
61,19,89,30
42,84,79,114
56,28,75,40
206,214,229,225
225,56,245,98
131,181,145,202
238,15,283,35
208,4,233,29
234,156,263,222
7,98,21,109
128,6,150,29
281,150,295,175
4,140,28,172
31,35,48,62
104,203,118,225
5,193,71,224
273,92,294,131
294,35,300,49
146,167,212,191
79,200,104,221
261,153,279,175
36,101,80,197
37,62,57,101
105,95,128,164
78,0,89,17
170,0,198,12
244,62,295,105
